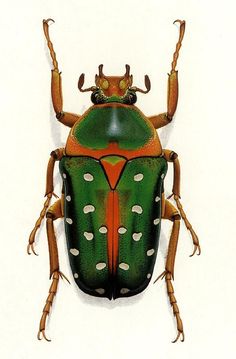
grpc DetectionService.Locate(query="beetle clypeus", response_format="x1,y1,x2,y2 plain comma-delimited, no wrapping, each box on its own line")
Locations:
27,19,201,343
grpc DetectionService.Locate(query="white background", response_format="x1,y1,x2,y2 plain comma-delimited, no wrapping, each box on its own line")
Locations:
1,0,236,358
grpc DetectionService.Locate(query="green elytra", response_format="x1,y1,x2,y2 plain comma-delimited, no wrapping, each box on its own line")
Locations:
60,155,167,299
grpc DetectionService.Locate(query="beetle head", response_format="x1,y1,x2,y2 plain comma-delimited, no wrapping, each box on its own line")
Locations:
95,64,133,97
78,64,151,105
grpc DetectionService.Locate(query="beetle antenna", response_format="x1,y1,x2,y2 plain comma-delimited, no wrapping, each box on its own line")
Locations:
78,73,97,92
171,20,186,73
130,75,151,94
43,18,59,72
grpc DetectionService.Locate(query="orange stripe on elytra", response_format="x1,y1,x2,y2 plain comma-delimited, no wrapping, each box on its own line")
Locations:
107,192,113,274
113,191,119,274
106,191,120,274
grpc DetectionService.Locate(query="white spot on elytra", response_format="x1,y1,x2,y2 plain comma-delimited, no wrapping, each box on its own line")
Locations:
132,232,142,241
96,263,106,270
132,205,143,214
147,249,155,256
161,173,165,179
83,205,95,214
66,218,73,224
74,273,79,279
63,173,67,179
83,173,94,182
147,273,151,279
66,195,71,202
120,288,130,294
70,248,79,256
118,227,127,234
155,196,160,202
95,288,105,295
134,173,144,182
153,218,160,225
119,263,129,270
84,232,94,241
99,226,107,234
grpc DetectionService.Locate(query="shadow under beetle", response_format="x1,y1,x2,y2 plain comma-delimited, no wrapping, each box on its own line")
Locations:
27,19,201,343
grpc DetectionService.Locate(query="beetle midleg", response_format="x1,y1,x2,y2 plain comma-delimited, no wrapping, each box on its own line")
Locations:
163,149,201,256
27,148,64,255
38,198,68,341
155,199,184,343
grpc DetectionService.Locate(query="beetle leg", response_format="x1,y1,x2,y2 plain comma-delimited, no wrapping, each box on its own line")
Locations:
43,19,80,128
38,198,68,341
154,199,184,343
27,148,64,255
174,196,201,256
148,71,178,129
51,70,80,127
163,149,201,256
148,21,185,129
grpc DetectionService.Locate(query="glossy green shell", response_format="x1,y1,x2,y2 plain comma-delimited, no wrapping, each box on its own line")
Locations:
59,156,167,299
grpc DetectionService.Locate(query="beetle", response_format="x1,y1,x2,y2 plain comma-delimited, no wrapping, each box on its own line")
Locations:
27,18,201,343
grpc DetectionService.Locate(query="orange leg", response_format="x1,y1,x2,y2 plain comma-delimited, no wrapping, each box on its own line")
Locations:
148,20,185,129
155,199,184,343
163,149,201,256
37,199,69,341
43,19,80,128
27,148,64,255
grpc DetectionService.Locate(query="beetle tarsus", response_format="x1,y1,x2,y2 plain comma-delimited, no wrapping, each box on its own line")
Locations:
37,329,51,342
38,271,60,342
190,243,201,257
174,195,201,257
171,19,186,72
27,193,53,255
27,242,38,256
43,18,55,25
43,18,59,71
172,329,185,343
173,19,185,26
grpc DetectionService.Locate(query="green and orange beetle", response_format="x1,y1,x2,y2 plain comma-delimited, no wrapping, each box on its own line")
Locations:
27,19,201,343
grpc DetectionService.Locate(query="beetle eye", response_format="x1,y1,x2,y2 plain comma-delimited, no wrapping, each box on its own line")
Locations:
101,80,109,90
119,79,127,90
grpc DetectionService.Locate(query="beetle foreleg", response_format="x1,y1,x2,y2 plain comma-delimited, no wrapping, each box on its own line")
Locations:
38,199,68,341
43,19,80,127
154,199,184,343
51,70,80,127
148,21,185,129
27,148,64,255
148,71,178,129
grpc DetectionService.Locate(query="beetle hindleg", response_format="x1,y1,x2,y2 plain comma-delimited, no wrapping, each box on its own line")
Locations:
27,148,64,255
155,199,184,343
163,149,201,256
38,198,68,341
